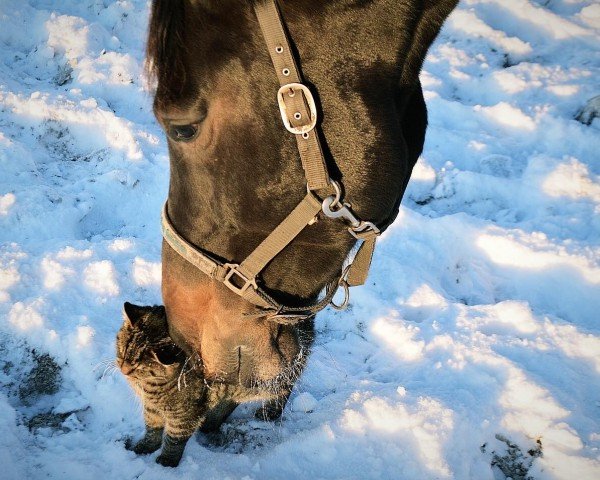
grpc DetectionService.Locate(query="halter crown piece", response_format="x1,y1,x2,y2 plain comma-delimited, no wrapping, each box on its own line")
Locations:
161,0,381,323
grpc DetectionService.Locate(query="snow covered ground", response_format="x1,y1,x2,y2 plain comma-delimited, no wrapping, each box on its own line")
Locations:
1,0,599,478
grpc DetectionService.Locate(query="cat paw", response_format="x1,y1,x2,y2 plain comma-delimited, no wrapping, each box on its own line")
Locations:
156,454,181,468
127,439,162,455
125,427,164,454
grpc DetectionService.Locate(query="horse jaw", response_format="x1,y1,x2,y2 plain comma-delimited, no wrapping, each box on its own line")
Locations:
162,241,311,396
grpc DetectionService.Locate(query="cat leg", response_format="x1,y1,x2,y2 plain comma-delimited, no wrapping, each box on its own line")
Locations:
155,434,190,467
199,399,238,433
127,407,164,455
156,417,198,467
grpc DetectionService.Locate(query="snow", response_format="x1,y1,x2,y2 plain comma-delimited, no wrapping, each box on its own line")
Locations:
0,0,599,479
8,301,45,331
291,392,318,413
83,260,120,297
131,257,161,287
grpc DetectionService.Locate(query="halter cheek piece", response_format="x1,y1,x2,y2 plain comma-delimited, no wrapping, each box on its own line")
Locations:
161,0,382,324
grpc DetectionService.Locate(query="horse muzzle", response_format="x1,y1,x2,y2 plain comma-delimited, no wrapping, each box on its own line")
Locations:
162,266,308,393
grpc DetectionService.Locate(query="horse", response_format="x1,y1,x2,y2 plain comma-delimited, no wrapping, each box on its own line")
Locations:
147,0,458,427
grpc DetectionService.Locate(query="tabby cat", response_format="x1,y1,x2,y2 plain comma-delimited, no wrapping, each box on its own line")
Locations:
116,302,207,467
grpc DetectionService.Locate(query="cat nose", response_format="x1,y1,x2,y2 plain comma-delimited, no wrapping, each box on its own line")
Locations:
120,360,135,375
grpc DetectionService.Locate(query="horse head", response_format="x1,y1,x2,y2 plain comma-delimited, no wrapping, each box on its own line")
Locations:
147,0,457,420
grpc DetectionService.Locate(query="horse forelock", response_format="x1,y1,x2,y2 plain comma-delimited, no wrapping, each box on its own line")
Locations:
146,0,189,104
146,0,260,112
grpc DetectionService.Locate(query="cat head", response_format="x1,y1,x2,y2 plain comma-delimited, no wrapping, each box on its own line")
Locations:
116,302,185,380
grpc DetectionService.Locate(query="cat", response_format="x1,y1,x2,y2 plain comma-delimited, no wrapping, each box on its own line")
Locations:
116,301,301,466
116,302,207,467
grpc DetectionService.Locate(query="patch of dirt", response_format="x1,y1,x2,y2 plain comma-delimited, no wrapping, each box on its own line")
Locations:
27,407,89,433
54,63,73,86
0,337,62,405
18,351,62,404
482,434,543,480
198,418,281,454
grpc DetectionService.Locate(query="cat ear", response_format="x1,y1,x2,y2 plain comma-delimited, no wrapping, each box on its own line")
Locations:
123,302,150,326
151,305,167,321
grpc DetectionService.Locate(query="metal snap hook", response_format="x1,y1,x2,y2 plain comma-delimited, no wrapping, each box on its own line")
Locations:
349,220,380,239
322,197,361,229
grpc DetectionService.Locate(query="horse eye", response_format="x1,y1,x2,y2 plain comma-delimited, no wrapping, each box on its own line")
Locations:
168,124,198,142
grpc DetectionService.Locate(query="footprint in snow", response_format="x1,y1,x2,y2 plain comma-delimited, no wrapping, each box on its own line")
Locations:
575,95,600,126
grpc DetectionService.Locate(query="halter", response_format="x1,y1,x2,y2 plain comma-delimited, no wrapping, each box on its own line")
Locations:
161,0,383,323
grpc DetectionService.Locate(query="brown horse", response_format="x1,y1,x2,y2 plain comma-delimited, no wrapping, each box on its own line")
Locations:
147,0,457,427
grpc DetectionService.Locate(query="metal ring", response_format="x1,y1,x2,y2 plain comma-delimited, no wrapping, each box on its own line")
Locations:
282,68,290,76
330,278,350,310
294,112,302,120
328,180,342,209
302,132,309,139
275,46,284,54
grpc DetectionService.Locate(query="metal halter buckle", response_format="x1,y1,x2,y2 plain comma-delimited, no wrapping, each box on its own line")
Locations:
223,264,258,295
277,83,318,135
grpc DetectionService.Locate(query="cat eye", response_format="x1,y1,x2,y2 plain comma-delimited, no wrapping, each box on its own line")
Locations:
168,124,199,142
153,344,183,365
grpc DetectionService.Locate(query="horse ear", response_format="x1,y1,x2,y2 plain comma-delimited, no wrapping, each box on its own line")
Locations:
123,302,149,326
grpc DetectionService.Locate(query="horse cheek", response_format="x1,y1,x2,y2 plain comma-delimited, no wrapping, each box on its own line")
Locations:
161,241,218,352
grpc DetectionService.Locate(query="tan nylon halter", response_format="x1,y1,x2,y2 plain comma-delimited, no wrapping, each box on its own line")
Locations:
161,0,380,323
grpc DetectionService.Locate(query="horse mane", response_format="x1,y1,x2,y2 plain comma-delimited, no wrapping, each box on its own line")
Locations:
146,0,457,105
146,0,189,102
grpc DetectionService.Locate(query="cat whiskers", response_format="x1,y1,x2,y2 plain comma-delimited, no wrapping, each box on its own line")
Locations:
93,358,119,380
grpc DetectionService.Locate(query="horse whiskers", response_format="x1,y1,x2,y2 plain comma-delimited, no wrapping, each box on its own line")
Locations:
312,345,347,379
203,377,214,391
247,347,307,396
177,354,195,391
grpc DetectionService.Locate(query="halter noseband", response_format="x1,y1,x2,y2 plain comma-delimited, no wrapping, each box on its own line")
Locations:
161,0,382,323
